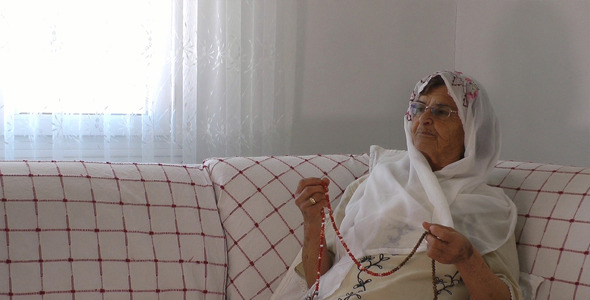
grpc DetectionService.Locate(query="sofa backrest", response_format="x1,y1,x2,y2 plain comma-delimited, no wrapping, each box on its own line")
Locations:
205,154,370,299
489,161,590,299
207,154,589,300
0,161,227,299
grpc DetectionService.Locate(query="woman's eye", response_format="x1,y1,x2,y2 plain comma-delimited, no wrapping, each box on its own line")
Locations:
434,108,449,117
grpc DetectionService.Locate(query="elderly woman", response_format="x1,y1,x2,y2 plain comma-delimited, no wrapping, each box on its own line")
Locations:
272,71,521,299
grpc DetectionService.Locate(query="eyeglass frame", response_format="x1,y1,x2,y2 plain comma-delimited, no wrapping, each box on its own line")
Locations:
408,101,459,120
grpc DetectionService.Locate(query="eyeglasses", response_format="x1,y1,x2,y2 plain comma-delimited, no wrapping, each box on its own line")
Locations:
409,102,458,120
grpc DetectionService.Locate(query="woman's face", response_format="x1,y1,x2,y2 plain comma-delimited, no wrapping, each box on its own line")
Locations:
411,85,465,171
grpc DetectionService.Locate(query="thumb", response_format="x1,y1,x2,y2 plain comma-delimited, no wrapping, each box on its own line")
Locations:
422,221,432,232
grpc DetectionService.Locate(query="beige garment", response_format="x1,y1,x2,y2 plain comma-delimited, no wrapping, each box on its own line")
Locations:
319,238,521,300
294,176,522,299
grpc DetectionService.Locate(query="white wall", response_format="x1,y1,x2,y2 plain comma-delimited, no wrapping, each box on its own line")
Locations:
455,1,590,166
289,0,590,167
291,0,456,156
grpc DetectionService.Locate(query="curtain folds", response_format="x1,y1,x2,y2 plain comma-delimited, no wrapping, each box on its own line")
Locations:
0,0,295,163
192,0,296,161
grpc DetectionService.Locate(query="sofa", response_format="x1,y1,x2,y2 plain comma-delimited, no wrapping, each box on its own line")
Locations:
0,152,588,299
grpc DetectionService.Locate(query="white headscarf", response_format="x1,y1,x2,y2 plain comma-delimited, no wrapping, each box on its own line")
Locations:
317,71,517,297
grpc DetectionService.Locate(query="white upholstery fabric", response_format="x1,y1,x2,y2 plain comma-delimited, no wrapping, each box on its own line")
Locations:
1,155,588,299
488,161,590,299
205,154,369,299
0,161,226,299
208,154,590,300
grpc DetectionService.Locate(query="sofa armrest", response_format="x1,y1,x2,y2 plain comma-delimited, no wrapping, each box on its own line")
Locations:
0,161,227,299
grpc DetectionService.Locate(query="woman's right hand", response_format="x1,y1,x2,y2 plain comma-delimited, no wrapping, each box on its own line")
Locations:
295,177,332,287
295,177,330,223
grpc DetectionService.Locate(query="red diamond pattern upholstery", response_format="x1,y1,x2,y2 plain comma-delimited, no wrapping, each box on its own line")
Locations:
0,161,227,299
205,154,369,299
488,161,590,299
1,155,588,299
207,155,590,300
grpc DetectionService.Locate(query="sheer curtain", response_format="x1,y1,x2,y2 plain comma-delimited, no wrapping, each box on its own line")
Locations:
190,0,297,161
0,0,296,163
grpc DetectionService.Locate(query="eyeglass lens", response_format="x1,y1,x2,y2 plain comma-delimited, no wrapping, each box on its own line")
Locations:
410,103,453,119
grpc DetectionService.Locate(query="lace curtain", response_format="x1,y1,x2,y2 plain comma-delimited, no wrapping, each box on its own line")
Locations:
0,0,295,163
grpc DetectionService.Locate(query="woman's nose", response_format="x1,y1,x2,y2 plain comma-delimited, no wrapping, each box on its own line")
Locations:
418,110,434,125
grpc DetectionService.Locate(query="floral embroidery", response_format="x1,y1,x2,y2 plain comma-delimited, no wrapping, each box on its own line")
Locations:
327,254,463,299
442,71,479,108
408,71,480,120
353,255,390,291
435,270,464,296
405,109,413,121
337,291,362,300
450,72,465,88
462,77,479,107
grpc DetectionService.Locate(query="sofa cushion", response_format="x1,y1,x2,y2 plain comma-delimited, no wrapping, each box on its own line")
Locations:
0,161,226,299
488,161,590,299
205,154,369,299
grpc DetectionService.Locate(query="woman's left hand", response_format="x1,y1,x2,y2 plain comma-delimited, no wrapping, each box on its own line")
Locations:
421,222,474,265
422,222,513,299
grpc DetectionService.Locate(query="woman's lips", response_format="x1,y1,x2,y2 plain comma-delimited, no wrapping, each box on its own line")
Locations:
417,130,436,137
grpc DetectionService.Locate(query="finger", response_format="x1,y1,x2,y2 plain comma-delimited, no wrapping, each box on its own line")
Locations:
296,192,331,218
425,234,447,251
305,192,328,209
423,238,445,261
422,221,432,232
424,222,455,242
296,185,327,203
296,177,325,194
320,177,331,190
422,222,443,242
299,193,330,223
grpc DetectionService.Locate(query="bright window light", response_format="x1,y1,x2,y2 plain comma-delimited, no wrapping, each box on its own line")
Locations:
0,0,172,114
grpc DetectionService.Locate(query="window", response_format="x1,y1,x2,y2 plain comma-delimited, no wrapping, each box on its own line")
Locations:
0,0,180,161
0,0,172,116
0,0,293,163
